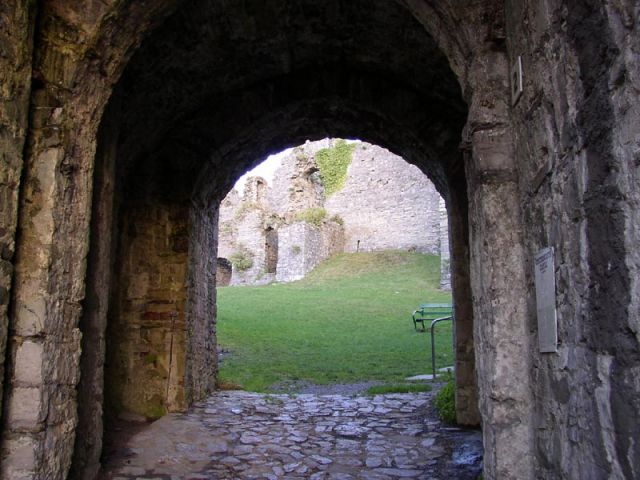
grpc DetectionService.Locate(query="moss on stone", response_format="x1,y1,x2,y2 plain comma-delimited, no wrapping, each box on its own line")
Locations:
234,201,261,221
144,353,158,365
220,221,235,235
315,139,356,196
434,374,456,424
329,214,344,225
230,246,254,271
294,207,327,226
144,398,167,419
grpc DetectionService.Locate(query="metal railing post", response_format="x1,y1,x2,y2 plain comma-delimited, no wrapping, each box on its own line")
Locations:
430,316,452,381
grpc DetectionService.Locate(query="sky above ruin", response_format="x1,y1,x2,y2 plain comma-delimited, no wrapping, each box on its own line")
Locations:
235,139,361,195
235,148,292,195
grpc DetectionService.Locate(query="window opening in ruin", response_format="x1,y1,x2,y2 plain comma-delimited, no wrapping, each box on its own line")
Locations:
255,179,267,203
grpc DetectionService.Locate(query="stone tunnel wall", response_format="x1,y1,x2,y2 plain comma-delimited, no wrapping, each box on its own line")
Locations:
185,203,218,409
504,1,640,478
0,0,35,419
105,201,191,419
0,1,639,479
438,198,451,291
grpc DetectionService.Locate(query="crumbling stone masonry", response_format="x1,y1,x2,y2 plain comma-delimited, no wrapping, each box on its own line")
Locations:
218,173,346,285
219,140,446,285
275,221,345,283
0,1,638,479
325,142,443,255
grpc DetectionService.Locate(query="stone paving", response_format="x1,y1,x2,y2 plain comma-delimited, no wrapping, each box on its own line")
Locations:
101,391,482,479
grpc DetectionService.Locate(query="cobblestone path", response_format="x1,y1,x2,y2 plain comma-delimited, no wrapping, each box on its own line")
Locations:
101,391,482,479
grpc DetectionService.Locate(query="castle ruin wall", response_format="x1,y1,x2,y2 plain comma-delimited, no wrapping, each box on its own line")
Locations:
274,221,343,283
219,140,448,286
325,143,442,254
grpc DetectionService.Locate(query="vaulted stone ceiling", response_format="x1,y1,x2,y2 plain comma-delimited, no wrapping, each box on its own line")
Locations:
109,0,467,200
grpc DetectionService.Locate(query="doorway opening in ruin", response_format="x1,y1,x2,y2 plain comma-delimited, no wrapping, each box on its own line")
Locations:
216,258,233,287
264,228,278,274
66,1,480,477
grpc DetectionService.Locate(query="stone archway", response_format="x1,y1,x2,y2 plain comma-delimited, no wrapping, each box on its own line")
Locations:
4,1,638,480
0,1,507,478
0,1,516,478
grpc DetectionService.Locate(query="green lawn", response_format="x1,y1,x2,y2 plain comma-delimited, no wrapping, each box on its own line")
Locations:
216,251,453,392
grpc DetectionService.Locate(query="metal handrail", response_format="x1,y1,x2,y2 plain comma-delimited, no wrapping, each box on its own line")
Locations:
430,315,453,382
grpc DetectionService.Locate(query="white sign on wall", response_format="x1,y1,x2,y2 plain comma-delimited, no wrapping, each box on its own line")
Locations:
534,247,558,353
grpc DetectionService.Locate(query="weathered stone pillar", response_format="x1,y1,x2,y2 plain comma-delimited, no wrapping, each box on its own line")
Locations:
1,27,97,480
439,197,451,291
0,2,180,477
465,49,534,479
69,102,121,480
446,178,480,427
504,2,640,477
0,0,35,422
185,200,219,404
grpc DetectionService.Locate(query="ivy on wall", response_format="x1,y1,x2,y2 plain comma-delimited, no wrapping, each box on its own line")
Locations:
315,139,356,196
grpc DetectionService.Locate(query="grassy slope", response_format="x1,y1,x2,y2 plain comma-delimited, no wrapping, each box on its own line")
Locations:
216,251,453,392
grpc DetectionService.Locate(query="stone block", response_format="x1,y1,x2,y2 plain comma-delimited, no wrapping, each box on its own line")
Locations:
43,329,82,385
46,385,78,426
5,386,44,431
14,340,43,385
14,295,46,336
0,435,38,477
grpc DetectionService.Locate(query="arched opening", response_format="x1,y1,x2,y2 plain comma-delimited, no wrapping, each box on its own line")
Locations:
5,2,638,479
68,1,475,475
264,228,278,275
216,258,233,287
215,138,455,394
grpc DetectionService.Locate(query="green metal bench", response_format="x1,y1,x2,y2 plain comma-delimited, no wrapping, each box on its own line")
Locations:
412,303,452,332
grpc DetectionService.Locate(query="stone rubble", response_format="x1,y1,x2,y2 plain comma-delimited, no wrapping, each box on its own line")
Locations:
101,391,482,479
